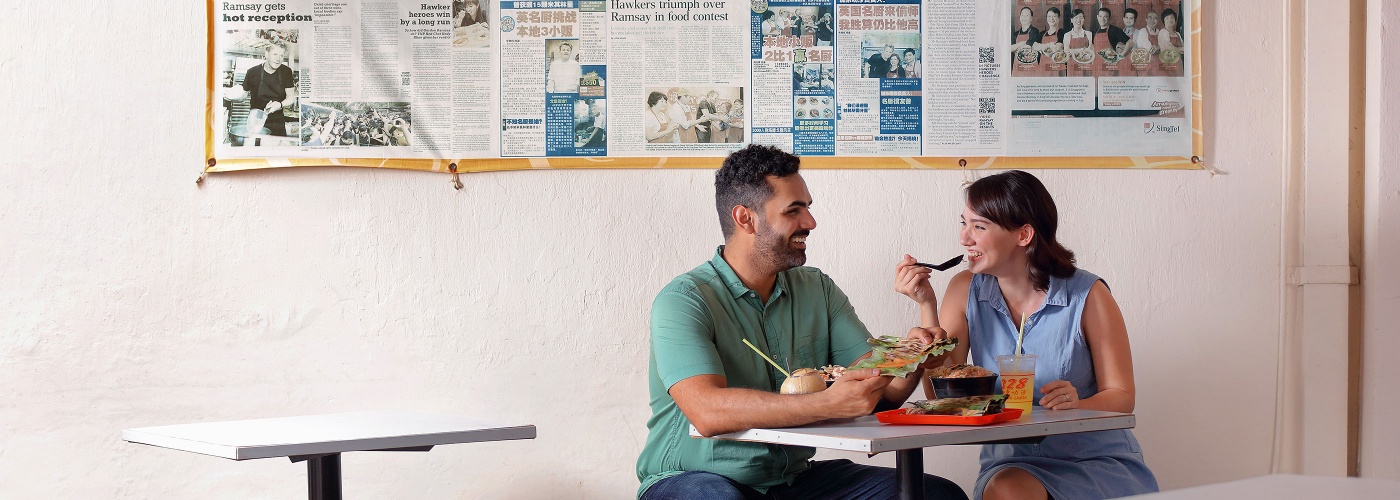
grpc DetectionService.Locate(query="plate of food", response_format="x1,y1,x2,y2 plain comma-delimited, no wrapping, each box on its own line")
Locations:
1129,48,1151,64
795,109,806,118
1047,50,1069,64
1099,48,1121,63
1016,47,1038,64
452,24,490,48
1159,49,1182,64
1071,50,1095,65
796,97,807,105
849,336,958,377
877,395,1019,425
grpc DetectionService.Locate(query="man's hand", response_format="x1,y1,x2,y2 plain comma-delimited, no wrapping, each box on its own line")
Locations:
265,101,281,113
906,326,952,370
820,368,891,418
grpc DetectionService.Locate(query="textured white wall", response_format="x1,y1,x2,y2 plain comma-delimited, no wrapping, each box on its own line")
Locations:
0,1,1295,498
1360,0,1400,479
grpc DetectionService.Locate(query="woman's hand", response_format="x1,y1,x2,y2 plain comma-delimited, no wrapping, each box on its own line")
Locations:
906,326,952,370
895,254,937,306
1039,380,1080,410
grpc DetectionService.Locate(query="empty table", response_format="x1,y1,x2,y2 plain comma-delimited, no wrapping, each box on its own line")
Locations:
124,410,535,500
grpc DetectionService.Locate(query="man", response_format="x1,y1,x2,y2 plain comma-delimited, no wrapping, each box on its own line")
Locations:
902,48,922,79
1132,10,1161,55
1121,8,1139,40
1010,6,1041,55
240,43,296,137
546,41,582,93
1095,7,1130,49
866,44,901,78
636,145,968,500
697,90,720,143
665,88,706,142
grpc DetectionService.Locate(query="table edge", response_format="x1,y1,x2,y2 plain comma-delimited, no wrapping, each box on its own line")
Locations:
123,425,537,460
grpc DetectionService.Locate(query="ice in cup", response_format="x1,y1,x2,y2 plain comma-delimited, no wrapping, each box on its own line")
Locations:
995,354,1037,418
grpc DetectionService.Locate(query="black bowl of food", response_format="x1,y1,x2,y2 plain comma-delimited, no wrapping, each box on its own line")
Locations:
927,364,999,398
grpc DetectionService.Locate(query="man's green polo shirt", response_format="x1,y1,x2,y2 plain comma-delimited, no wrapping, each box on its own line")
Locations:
636,247,875,497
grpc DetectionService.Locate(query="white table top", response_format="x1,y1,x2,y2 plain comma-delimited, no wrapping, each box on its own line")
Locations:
693,409,1134,453
1122,474,1400,499
123,410,536,461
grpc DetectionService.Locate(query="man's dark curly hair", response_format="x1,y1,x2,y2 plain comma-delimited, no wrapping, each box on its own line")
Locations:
714,144,801,238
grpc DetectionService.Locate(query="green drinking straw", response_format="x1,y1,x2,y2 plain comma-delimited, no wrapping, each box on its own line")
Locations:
742,338,790,377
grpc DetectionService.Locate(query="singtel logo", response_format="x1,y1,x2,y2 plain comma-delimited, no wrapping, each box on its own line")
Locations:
1143,122,1182,134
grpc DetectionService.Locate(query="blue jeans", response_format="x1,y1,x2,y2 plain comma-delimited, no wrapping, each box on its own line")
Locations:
640,459,969,500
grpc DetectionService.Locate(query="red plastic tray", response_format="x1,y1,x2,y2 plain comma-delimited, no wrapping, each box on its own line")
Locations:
875,408,1023,426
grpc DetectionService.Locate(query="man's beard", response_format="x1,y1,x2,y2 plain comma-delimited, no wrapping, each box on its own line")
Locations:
754,217,808,272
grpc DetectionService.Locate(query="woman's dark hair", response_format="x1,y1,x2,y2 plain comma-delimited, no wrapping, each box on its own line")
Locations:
646,91,667,107
1071,8,1086,22
966,170,1075,291
1161,8,1178,28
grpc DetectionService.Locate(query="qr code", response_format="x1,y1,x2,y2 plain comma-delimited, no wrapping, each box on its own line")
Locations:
978,47,995,64
979,97,996,114
401,72,411,86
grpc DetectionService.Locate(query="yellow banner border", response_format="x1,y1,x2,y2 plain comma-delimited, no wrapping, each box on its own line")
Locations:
203,0,1205,174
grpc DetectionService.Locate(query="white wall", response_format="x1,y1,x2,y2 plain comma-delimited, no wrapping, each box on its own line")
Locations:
1360,0,1400,479
0,1,1302,498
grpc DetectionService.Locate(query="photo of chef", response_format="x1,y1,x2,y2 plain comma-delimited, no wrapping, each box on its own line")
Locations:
574,98,606,149
642,87,744,145
859,32,919,79
218,30,301,147
545,39,582,93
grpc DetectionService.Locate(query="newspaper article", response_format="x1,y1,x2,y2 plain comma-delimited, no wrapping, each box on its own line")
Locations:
606,0,749,156
1004,0,1191,156
750,0,836,155
209,0,1195,164
832,0,923,156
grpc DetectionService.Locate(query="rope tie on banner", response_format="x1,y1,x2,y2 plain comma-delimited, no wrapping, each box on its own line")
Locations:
1192,156,1225,177
197,158,215,186
449,163,463,190
959,158,974,187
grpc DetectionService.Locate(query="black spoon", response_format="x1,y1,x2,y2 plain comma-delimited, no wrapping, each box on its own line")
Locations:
914,255,964,271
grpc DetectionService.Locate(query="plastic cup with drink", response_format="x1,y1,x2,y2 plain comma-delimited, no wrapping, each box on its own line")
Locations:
996,313,1036,418
996,353,1037,417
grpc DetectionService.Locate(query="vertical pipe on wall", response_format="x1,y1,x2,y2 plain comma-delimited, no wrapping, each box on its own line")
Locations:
1276,0,1306,475
1294,0,1358,477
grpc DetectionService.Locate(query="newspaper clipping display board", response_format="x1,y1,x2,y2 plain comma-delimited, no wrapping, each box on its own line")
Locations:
205,0,1203,173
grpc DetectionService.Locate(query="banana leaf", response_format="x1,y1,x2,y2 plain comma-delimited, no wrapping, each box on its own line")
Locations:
906,395,1008,416
848,336,957,377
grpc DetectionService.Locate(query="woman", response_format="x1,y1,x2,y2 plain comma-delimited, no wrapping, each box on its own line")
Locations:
644,91,679,143
1032,7,1063,53
894,171,1158,500
1157,8,1183,51
1062,9,1092,57
454,0,487,28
